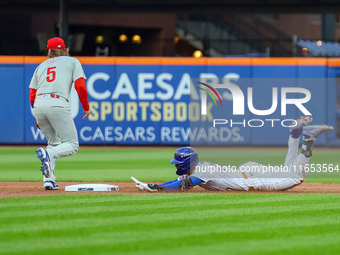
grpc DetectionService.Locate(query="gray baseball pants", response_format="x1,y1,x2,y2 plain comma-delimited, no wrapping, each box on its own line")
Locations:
33,95,79,182
240,136,310,191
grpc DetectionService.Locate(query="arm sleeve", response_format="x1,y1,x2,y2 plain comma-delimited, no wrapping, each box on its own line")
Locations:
30,88,37,107
160,176,203,191
158,174,190,186
75,77,89,112
188,176,203,186
159,179,180,186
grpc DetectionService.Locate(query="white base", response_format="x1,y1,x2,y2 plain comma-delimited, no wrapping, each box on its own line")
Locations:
65,184,119,192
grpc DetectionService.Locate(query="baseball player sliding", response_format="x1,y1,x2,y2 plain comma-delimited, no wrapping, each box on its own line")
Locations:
29,37,90,190
132,116,334,192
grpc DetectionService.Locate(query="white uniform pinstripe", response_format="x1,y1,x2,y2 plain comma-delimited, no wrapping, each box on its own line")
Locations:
191,136,309,191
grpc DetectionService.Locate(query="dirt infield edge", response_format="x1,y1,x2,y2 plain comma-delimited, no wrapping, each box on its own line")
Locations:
1,182,340,198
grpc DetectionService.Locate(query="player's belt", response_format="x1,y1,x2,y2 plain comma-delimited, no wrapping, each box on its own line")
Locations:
50,94,60,99
37,94,60,99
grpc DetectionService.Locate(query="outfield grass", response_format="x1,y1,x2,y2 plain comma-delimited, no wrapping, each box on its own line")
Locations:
0,147,338,182
0,147,340,255
0,193,340,255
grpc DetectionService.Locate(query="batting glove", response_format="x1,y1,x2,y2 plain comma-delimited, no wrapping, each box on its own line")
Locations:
131,177,159,192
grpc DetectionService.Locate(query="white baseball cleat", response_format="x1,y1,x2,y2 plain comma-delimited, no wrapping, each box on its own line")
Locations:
44,181,59,190
289,116,313,138
303,124,334,140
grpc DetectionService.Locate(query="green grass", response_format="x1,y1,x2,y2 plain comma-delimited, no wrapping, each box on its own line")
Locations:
0,193,340,255
0,147,339,182
0,147,176,182
0,147,340,254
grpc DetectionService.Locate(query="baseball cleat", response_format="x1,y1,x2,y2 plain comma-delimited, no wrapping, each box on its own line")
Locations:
44,181,59,190
289,116,313,138
36,148,51,178
303,124,334,140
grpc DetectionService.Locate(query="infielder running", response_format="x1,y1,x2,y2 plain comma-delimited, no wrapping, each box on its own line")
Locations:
132,116,334,192
29,37,90,190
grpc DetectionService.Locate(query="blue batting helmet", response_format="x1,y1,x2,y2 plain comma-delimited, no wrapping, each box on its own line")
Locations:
170,147,199,175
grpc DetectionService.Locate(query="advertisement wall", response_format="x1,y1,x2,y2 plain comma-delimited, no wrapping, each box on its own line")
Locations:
0,56,338,145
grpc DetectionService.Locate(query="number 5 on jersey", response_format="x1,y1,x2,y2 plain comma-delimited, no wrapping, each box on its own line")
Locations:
46,66,56,82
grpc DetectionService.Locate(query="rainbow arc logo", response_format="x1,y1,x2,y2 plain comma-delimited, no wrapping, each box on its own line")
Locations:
197,82,223,106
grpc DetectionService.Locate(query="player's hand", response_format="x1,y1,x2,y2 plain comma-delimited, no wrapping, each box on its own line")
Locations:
135,182,148,191
83,110,90,119
138,183,159,192
131,177,148,191
131,177,159,192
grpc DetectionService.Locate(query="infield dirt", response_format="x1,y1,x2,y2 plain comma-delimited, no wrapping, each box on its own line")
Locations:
1,182,340,198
